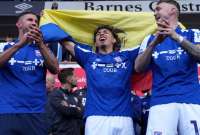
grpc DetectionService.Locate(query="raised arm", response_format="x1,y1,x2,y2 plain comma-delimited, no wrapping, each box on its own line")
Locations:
135,34,165,73
173,33,200,61
29,26,59,74
38,43,59,74
60,40,76,57
0,42,22,68
0,30,33,68
157,19,200,61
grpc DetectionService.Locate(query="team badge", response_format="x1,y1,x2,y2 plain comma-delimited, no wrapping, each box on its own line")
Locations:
35,50,41,57
114,56,122,63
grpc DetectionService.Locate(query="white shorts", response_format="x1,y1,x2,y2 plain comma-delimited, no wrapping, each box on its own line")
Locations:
85,116,134,135
146,103,200,135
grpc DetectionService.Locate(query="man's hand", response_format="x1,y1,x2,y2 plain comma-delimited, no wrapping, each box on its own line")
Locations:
61,100,69,107
27,25,45,46
156,18,180,43
17,25,45,48
17,32,32,48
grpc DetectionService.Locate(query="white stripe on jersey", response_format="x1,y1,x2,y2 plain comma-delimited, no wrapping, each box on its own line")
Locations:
139,35,151,54
77,45,92,53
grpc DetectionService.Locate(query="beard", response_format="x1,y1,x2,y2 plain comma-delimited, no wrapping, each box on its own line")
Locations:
99,44,106,50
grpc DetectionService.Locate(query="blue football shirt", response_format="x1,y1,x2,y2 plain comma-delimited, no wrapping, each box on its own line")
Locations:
74,44,138,117
0,41,46,113
139,27,200,106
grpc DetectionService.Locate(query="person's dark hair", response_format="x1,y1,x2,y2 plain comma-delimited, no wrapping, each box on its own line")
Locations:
17,11,38,22
157,0,180,15
58,68,74,84
93,25,124,51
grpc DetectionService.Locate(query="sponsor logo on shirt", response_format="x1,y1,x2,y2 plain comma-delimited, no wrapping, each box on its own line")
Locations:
35,50,42,57
91,58,127,73
9,58,44,66
152,47,186,61
8,57,44,71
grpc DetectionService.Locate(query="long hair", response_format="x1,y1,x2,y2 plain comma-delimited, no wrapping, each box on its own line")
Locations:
93,25,125,52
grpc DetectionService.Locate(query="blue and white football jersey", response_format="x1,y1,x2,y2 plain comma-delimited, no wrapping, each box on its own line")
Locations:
74,44,139,117
0,41,46,113
139,27,200,106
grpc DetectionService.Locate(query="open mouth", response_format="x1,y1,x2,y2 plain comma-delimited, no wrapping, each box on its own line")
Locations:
99,37,106,41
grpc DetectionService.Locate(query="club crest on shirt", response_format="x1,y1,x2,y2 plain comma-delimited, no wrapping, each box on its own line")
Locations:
35,50,41,57
114,56,122,63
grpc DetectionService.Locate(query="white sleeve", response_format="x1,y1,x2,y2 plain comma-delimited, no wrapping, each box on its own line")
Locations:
139,35,151,54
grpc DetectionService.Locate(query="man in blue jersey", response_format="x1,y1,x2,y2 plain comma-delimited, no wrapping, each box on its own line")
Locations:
0,11,59,135
135,0,200,134
58,25,138,135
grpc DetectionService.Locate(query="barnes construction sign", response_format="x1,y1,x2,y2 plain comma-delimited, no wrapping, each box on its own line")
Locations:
45,0,200,13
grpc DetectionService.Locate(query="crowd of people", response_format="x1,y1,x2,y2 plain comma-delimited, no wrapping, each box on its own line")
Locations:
0,0,200,135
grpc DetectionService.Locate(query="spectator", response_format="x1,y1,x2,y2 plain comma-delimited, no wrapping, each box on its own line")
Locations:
46,72,56,94
0,11,59,135
74,87,87,135
47,42,72,62
46,68,83,135
45,72,58,135
5,34,13,43
131,91,142,135
140,90,151,135
51,2,58,10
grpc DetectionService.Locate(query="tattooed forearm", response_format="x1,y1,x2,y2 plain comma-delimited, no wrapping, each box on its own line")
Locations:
180,39,200,61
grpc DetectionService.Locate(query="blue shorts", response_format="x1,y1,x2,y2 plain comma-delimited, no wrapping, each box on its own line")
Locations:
0,113,48,135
